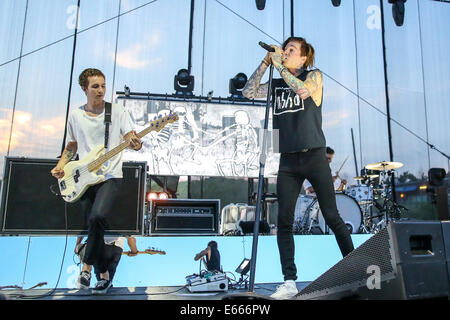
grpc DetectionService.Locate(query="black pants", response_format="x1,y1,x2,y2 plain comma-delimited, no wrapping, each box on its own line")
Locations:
79,178,122,274
276,148,354,281
94,243,123,282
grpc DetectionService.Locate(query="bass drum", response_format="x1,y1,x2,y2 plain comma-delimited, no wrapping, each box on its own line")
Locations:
308,193,363,234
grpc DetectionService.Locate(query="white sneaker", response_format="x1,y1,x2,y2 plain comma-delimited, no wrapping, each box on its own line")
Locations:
270,280,299,300
76,271,91,290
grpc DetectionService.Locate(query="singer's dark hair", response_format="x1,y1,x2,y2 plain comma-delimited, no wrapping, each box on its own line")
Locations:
282,37,315,69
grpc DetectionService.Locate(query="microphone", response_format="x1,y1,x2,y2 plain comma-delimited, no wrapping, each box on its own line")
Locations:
259,41,275,52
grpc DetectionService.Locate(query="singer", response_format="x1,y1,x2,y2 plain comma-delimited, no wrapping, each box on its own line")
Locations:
242,37,354,300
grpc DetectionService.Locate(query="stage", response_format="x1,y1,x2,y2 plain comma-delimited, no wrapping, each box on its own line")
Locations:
0,234,371,296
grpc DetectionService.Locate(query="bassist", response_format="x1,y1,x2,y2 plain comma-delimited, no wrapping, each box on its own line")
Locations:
51,68,142,292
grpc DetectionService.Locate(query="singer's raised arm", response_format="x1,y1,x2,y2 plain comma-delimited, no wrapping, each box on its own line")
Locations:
242,61,270,100
277,68,323,106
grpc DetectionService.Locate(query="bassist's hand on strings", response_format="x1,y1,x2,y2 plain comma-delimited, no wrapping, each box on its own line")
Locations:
51,166,65,179
126,130,142,151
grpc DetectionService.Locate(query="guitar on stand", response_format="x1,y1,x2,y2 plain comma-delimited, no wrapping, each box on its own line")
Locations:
58,113,178,203
122,248,166,256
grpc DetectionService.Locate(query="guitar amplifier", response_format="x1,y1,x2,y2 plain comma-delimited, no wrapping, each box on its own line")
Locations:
147,199,220,235
0,157,147,235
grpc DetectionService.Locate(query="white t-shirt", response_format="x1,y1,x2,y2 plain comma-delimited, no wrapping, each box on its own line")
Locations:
104,236,125,250
67,103,134,180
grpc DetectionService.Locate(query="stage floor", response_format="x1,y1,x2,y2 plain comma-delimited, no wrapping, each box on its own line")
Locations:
1,282,311,300
0,234,372,291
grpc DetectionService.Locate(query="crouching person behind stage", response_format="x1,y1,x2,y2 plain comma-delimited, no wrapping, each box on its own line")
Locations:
75,236,138,294
194,241,221,272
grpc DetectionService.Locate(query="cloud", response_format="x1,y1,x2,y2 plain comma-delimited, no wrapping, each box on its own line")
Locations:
322,110,351,129
114,33,163,70
0,107,65,155
115,43,150,69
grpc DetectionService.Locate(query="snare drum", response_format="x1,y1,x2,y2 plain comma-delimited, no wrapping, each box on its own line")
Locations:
307,193,363,234
346,184,373,204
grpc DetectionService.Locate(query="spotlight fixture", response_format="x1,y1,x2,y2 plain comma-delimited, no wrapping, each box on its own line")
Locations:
388,0,407,26
207,90,213,102
229,72,248,98
158,192,169,200
146,192,158,202
174,68,194,96
255,0,266,10
331,0,341,7
124,85,130,97
235,258,251,276
146,191,170,202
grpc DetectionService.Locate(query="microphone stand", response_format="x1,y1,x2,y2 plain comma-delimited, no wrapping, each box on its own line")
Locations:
248,63,274,292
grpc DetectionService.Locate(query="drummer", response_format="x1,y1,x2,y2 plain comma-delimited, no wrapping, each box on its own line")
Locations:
304,147,347,196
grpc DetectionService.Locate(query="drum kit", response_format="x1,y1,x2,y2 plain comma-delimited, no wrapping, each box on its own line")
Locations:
294,161,409,235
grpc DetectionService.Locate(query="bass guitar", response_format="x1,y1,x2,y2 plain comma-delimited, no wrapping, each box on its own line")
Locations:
58,112,178,203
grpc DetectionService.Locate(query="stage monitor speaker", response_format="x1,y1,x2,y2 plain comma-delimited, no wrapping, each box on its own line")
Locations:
442,221,450,285
148,199,220,235
0,157,146,235
295,220,450,300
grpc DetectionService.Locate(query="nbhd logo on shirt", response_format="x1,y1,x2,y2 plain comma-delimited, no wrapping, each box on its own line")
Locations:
273,87,305,115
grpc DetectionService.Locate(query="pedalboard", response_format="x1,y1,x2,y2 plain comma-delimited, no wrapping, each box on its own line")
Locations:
185,271,228,293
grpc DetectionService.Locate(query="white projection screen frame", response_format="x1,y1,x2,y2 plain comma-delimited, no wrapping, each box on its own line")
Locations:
119,98,280,178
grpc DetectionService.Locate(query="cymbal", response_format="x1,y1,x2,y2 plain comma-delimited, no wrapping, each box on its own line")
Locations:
354,175,379,180
365,161,404,171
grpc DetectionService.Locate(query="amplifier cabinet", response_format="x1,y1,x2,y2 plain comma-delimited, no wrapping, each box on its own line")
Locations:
147,199,220,235
0,157,147,235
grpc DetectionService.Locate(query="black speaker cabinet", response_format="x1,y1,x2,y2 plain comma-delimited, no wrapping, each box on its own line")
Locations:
296,220,450,300
0,157,146,235
148,199,220,235
442,221,450,285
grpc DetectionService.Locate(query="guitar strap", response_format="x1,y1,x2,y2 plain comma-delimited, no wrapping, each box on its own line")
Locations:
104,102,112,148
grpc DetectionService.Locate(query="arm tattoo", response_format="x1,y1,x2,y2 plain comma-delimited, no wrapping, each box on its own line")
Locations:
278,68,323,106
63,142,77,162
63,149,75,162
242,61,269,100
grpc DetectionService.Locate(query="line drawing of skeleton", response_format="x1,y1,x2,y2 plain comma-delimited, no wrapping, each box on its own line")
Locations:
124,101,266,177
215,110,259,177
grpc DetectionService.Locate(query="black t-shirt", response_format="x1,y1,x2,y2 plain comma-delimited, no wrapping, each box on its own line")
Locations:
206,247,221,272
271,69,326,153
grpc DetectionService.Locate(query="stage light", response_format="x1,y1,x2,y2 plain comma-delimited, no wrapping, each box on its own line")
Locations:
159,192,169,199
331,0,341,7
255,0,266,10
174,68,194,96
146,192,158,202
428,168,446,186
388,0,407,27
235,258,251,276
207,90,213,102
229,73,248,98
124,85,130,97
